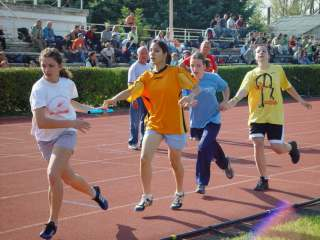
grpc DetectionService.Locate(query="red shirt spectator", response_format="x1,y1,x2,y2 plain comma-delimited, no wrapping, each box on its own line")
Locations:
72,34,86,50
181,40,218,73
236,15,246,29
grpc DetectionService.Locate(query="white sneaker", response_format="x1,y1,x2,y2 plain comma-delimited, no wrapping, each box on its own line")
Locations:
134,195,153,211
128,144,139,150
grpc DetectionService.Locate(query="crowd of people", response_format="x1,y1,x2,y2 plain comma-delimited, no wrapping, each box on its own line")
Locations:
241,31,320,64
1,11,320,68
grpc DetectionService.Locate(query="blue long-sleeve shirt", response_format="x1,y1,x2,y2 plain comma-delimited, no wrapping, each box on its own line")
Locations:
190,72,228,128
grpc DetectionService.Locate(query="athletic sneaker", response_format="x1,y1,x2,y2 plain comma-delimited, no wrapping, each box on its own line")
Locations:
254,177,269,191
170,192,184,210
289,141,300,164
134,195,153,211
93,186,108,210
195,185,205,194
40,221,57,240
225,157,234,179
128,144,139,150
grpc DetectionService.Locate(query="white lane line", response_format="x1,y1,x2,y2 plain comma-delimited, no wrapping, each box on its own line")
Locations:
271,178,320,186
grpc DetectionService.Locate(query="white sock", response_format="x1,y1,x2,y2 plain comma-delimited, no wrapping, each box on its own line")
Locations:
175,191,184,196
142,194,152,199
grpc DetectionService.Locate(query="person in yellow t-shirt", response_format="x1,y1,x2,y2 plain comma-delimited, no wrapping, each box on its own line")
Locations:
221,45,312,191
103,40,199,211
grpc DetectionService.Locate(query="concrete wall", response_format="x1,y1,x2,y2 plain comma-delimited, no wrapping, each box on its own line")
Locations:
0,4,88,38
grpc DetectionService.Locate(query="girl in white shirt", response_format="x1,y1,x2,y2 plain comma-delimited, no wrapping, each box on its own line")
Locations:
30,48,108,239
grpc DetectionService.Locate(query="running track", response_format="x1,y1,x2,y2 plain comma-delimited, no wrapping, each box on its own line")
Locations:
0,100,319,240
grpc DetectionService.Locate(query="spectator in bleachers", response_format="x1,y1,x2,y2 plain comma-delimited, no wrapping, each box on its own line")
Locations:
180,40,218,73
72,33,87,63
246,32,256,45
100,42,115,67
271,33,284,55
121,36,136,63
179,49,191,65
212,14,223,38
155,30,167,42
101,25,112,45
209,16,216,29
298,48,312,64
313,46,320,64
170,39,184,57
0,27,6,50
85,25,101,51
241,39,256,64
43,21,64,51
124,12,135,33
305,39,316,61
204,28,216,41
226,14,237,34
280,34,289,55
43,21,56,47
31,20,45,51
79,25,87,35
301,35,309,48
111,25,121,49
65,25,80,49
139,41,147,47
266,40,276,62
235,15,247,38
127,26,138,49
85,51,98,67
0,51,8,68
170,52,179,66
288,35,297,54
254,32,267,45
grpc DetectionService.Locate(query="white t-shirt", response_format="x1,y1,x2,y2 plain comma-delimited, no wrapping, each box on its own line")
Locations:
128,61,151,84
30,77,78,141
101,47,115,58
227,18,236,30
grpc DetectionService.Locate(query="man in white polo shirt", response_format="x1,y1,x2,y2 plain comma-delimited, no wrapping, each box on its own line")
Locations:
127,46,151,150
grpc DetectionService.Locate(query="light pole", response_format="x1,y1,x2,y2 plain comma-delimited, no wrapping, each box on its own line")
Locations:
169,0,173,40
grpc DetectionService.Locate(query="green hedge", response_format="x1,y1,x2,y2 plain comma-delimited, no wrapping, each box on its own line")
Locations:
0,65,319,115
0,67,128,115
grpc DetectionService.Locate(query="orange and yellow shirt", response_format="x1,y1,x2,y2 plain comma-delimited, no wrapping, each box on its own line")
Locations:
128,66,196,134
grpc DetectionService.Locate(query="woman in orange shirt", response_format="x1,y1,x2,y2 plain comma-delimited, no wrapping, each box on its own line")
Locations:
104,40,199,211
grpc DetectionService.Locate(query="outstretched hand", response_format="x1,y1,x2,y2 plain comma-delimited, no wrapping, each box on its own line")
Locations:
73,119,91,133
178,96,197,108
219,101,234,111
103,99,117,108
301,100,312,110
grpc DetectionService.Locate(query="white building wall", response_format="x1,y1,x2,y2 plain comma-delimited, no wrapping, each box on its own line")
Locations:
0,4,88,38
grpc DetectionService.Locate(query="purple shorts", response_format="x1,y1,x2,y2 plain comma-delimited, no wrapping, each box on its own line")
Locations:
37,131,77,161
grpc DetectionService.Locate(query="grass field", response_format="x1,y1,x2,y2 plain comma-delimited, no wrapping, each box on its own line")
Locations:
230,213,320,240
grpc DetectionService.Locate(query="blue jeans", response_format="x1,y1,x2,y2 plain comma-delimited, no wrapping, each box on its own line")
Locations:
194,122,227,186
128,97,147,146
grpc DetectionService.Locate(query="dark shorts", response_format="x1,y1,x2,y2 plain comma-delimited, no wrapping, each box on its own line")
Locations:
190,128,204,141
37,131,77,161
249,123,284,143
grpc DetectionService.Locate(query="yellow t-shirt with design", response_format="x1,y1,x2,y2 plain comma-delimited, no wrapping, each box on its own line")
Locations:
239,64,292,125
128,66,196,134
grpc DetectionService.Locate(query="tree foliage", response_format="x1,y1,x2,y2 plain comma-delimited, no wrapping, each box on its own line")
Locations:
246,0,268,32
270,0,320,19
86,0,255,30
